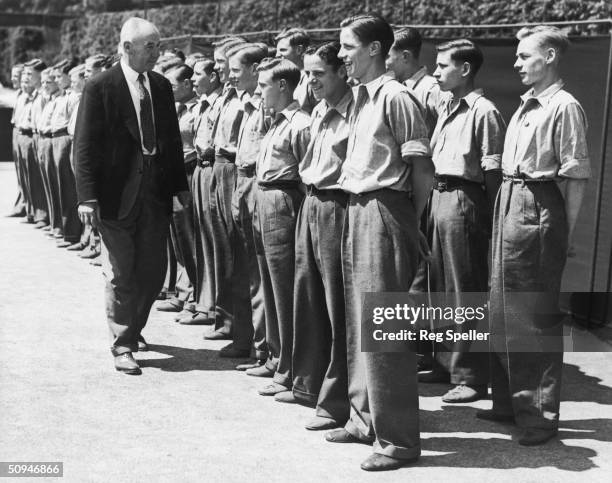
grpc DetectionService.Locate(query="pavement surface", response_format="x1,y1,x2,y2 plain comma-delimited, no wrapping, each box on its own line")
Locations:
0,163,611,483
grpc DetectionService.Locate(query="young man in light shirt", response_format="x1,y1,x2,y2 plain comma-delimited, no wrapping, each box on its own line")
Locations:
480,25,590,446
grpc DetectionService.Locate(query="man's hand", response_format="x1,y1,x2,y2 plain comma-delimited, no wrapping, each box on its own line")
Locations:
78,201,100,228
175,190,192,208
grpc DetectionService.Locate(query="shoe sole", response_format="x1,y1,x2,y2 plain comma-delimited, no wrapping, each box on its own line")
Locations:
115,367,142,375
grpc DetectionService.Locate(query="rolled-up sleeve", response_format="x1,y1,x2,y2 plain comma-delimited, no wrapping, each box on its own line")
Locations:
476,108,506,172
388,91,431,160
556,102,591,179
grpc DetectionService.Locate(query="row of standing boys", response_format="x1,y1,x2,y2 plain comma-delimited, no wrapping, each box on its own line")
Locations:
8,13,591,472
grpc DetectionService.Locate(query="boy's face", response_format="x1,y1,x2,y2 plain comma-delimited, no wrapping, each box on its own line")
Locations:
11,68,22,89
275,37,302,66
338,28,372,81
433,50,464,92
54,70,71,90
385,47,408,81
514,36,550,87
304,54,346,103
167,70,191,103
41,72,58,95
257,69,282,111
192,62,214,96
70,72,85,92
228,55,255,91
213,51,229,84
21,67,40,93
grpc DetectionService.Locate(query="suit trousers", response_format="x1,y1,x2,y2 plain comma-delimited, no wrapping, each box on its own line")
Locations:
292,189,349,422
52,135,81,242
342,189,421,460
99,159,170,355
192,164,216,315
425,186,490,385
231,171,266,357
255,185,304,388
37,136,62,234
170,165,197,304
210,161,238,332
17,133,47,223
489,179,566,431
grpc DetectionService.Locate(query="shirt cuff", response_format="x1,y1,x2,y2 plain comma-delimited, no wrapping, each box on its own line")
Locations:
558,158,592,179
401,138,431,158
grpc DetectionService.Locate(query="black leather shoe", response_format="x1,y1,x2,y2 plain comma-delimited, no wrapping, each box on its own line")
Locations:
325,429,371,445
137,337,149,352
203,329,231,340
177,312,213,325
518,428,558,446
305,416,342,431
156,299,183,312
245,364,275,378
360,454,416,471
476,409,515,424
218,344,250,358
114,353,141,375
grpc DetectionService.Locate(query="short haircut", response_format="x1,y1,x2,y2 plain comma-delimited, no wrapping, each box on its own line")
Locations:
304,41,344,71
120,17,160,45
166,64,194,82
436,39,484,76
340,13,394,58
12,63,24,71
85,54,107,69
194,58,216,76
24,59,47,72
256,57,301,90
158,57,184,73
69,64,86,77
228,43,268,66
214,37,247,56
53,58,79,75
41,67,55,78
516,25,570,58
275,28,310,48
185,52,206,68
171,48,185,61
392,27,423,58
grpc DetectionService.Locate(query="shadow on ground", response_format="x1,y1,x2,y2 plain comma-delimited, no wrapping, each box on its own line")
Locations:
138,344,242,372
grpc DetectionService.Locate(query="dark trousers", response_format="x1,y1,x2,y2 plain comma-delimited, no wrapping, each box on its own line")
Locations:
231,171,266,357
17,133,47,223
37,136,62,234
99,159,170,355
170,165,197,304
292,190,349,422
192,164,216,314
489,179,567,431
425,186,490,385
210,161,238,332
342,189,420,460
255,185,303,388
52,135,80,242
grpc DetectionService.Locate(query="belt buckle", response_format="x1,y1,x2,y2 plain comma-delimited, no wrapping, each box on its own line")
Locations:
436,180,448,192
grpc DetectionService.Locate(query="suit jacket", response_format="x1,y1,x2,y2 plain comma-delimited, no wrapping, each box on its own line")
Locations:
74,63,188,219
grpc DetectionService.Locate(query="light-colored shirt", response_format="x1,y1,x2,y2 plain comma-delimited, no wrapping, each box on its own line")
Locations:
294,70,317,114
67,92,82,137
256,101,311,183
299,89,353,189
431,89,505,183
213,86,245,159
404,66,444,136
339,74,431,194
37,92,60,134
193,86,224,156
236,94,267,169
14,90,37,130
502,80,591,179
177,96,198,163
49,90,79,132
120,59,156,155
10,89,23,125
30,90,48,133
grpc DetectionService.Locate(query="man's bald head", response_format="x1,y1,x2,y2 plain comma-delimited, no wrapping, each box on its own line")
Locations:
119,17,161,73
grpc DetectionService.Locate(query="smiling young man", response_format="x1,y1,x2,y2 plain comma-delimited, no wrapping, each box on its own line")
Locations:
326,14,434,472
417,39,505,403
286,42,351,426
481,26,590,446
253,57,311,398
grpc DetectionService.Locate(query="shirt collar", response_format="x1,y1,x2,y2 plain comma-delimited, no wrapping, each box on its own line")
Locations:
274,101,300,123
520,79,565,107
205,86,223,106
319,88,353,120
354,73,395,101
457,88,483,109
244,93,261,110
404,66,428,88
120,58,148,85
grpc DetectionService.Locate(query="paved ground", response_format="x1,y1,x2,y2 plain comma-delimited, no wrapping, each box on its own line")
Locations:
0,163,611,483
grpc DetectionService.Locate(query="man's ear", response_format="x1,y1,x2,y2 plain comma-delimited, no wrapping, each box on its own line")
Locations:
122,41,132,54
545,47,557,65
369,41,382,57
278,78,287,92
461,61,472,78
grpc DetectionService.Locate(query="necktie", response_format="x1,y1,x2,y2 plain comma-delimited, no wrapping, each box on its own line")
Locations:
137,73,155,152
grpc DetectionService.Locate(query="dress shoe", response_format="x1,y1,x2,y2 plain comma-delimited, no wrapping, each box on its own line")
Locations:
156,299,183,312
245,364,275,378
67,241,86,251
114,353,141,375
475,409,515,424
177,311,213,325
325,428,371,445
35,222,49,229
258,382,290,396
442,384,487,403
79,247,100,259
305,416,342,431
219,343,250,358
418,369,450,383
360,453,416,472
236,360,265,371
137,336,149,352
274,391,297,404
56,240,73,248
203,329,231,340
518,428,558,446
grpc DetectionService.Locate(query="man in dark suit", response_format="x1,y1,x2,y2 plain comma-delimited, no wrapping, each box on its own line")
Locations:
74,17,190,375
